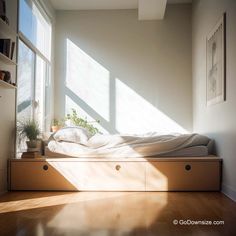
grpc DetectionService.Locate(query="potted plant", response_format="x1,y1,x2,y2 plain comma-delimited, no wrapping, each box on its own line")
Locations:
18,119,41,149
51,118,59,132
51,118,64,132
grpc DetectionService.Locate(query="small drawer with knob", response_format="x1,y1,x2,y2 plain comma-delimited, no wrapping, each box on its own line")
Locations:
10,160,77,190
71,162,146,191
146,161,220,191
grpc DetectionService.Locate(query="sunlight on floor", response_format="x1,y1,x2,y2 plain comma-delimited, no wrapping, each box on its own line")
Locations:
0,192,136,214
47,192,168,231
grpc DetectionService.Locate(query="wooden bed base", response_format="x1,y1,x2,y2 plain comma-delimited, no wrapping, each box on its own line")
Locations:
8,156,222,191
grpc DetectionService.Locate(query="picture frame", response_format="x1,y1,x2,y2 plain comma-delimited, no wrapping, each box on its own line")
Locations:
206,13,226,106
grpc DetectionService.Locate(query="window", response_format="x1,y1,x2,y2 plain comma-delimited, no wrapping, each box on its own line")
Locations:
17,0,52,152
19,0,51,60
17,40,35,121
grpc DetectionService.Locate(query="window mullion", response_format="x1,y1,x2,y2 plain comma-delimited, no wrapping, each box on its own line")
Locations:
43,62,47,131
18,32,51,65
32,52,37,121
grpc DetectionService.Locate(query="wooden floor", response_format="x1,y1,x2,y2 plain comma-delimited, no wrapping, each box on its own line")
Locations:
0,192,236,236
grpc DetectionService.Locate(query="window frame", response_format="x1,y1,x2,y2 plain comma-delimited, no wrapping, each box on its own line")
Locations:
17,0,52,132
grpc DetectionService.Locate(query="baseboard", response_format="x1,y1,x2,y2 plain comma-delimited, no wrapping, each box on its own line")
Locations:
221,183,236,202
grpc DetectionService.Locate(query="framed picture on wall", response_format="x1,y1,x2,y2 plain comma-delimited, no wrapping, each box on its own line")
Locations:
206,13,226,106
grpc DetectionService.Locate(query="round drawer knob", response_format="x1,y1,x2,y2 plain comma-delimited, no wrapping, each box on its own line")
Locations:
115,165,121,171
185,164,191,171
43,165,48,171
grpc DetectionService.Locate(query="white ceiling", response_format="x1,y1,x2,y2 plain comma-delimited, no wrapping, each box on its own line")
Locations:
50,0,137,10
49,0,192,10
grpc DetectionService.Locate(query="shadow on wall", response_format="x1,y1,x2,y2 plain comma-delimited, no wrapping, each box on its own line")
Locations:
59,38,188,134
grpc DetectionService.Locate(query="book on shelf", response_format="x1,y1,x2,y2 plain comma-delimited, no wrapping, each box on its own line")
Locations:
10,41,15,60
0,0,9,25
0,38,10,57
21,151,41,159
0,38,15,59
0,0,6,18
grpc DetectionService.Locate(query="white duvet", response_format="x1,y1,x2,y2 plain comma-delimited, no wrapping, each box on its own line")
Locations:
48,127,211,158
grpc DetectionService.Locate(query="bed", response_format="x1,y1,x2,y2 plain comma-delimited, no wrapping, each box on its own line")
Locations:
45,145,211,158
9,127,222,191
46,127,214,158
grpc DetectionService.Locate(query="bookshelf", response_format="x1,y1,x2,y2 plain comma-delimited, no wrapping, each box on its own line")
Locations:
0,0,18,193
0,5,17,88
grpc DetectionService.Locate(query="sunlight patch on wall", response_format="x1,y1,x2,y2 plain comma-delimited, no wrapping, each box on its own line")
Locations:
65,95,108,134
116,79,187,134
66,39,110,122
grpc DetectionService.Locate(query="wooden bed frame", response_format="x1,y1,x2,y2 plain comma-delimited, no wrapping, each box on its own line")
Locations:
8,156,222,191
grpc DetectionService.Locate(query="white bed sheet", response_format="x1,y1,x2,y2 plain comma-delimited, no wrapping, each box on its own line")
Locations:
47,133,211,158
45,145,208,158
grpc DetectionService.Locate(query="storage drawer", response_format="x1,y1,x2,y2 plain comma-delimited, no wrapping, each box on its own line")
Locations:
10,161,77,190
146,161,220,191
10,161,145,191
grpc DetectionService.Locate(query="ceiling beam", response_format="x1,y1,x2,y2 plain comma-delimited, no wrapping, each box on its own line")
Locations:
138,0,167,20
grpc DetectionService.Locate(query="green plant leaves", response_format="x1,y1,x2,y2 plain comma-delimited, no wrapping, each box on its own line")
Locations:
17,119,40,141
66,109,100,135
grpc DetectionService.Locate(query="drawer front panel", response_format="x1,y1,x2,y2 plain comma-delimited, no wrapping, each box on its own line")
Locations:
10,161,77,190
146,161,220,191
49,161,145,191
10,161,145,191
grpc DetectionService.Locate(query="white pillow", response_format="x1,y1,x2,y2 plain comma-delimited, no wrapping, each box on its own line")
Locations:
52,127,91,144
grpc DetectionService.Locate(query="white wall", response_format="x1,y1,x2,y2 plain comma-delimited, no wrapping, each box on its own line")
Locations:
54,4,192,134
192,0,236,201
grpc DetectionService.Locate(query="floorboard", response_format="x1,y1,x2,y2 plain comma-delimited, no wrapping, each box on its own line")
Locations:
0,191,235,236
